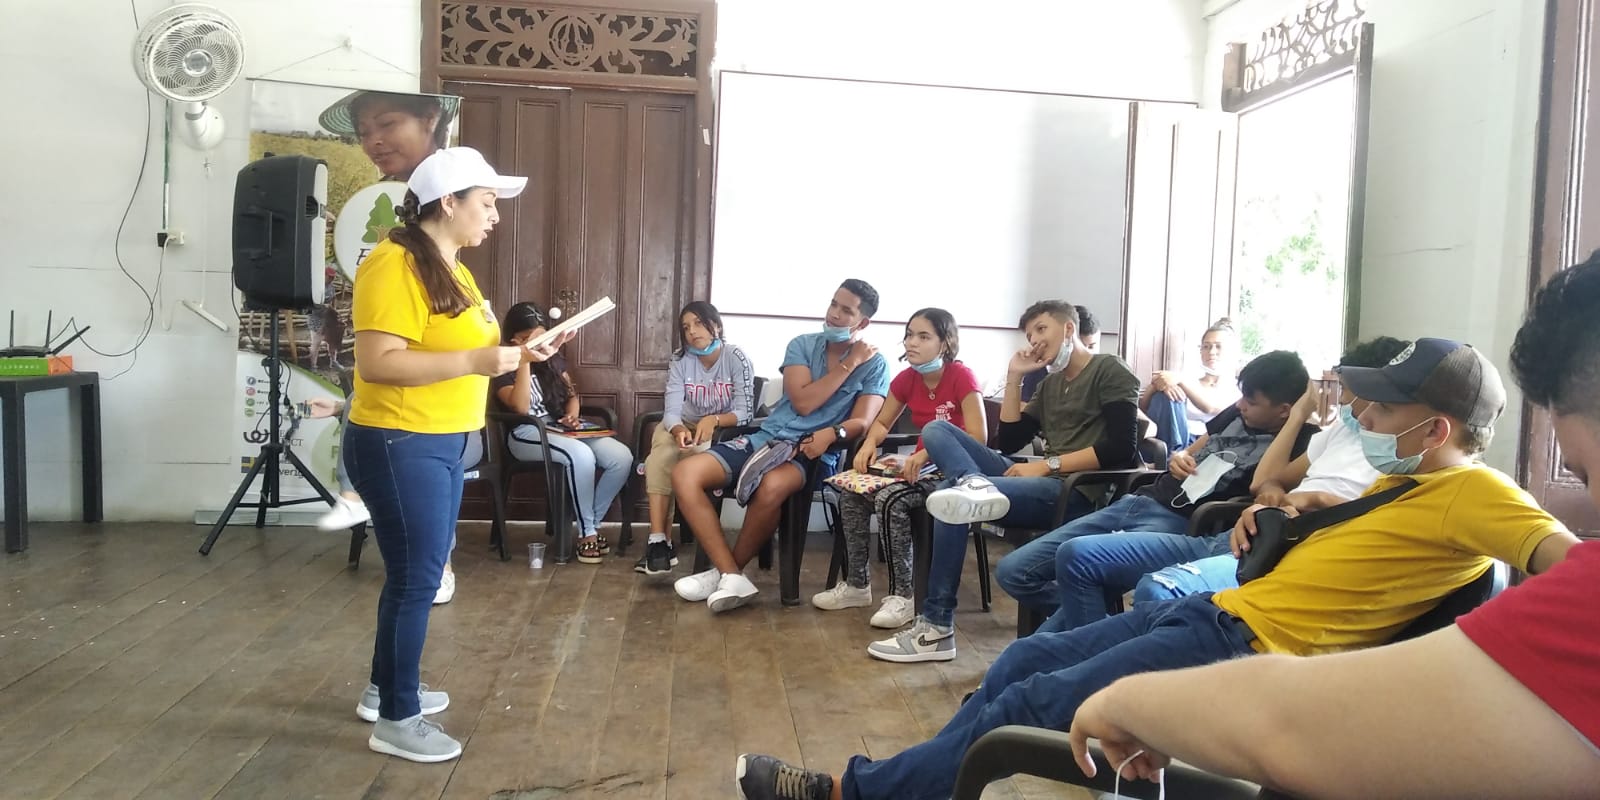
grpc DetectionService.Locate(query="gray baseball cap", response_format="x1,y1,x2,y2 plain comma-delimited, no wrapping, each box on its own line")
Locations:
1337,338,1506,428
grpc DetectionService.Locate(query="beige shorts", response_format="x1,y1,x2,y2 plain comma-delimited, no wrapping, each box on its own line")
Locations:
644,424,688,495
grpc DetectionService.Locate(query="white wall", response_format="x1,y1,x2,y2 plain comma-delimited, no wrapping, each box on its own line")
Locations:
710,0,1202,411
715,0,1206,102
1202,0,1545,472
2,0,421,521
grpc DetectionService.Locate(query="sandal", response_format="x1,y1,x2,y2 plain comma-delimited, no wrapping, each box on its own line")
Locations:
593,534,612,555
577,537,605,564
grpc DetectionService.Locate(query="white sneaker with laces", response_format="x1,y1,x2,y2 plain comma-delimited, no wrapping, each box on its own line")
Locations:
870,595,916,629
317,496,372,531
866,616,956,663
433,569,455,605
925,476,1011,525
811,582,871,611
674,568,722,602
707,572,759,613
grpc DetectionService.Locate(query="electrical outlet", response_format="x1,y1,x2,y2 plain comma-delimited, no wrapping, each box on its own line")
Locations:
164,229,186,246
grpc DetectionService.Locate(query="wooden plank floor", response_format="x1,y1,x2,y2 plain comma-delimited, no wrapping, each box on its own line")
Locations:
0,522,1090,800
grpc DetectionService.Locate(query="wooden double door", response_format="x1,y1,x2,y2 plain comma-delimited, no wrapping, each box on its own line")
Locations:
451,81,702,519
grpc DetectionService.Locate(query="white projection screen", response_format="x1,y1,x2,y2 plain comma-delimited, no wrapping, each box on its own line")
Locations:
711,72,1134,330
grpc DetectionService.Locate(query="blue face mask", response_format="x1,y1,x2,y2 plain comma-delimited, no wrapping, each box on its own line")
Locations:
822,323,855,343
1358,416,1436,475
688,338,721,357
911,356,944,374
1337,403,1360,434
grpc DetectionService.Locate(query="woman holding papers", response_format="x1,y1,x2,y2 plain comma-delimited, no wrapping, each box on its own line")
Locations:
494,301,633,564
812,308,986,629
346,147,544,762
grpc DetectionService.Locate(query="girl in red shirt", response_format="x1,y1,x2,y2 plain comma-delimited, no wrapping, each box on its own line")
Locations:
813,308,987,628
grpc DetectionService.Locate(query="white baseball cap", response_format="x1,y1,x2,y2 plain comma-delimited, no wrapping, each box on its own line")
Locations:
407,147,527,205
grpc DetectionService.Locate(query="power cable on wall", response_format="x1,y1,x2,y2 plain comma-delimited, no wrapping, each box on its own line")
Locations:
66,0,162,381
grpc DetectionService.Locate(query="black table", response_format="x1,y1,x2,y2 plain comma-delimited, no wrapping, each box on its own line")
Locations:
1,372,102,552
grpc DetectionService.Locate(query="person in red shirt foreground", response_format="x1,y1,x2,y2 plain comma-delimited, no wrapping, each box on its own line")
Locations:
1068,255,1600,799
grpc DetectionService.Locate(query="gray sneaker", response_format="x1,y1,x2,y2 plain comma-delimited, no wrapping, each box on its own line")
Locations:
356,682,450,722
368,714,463,763
866,616,956,663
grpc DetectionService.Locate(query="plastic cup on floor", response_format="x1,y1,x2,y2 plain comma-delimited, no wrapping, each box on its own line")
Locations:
528,542,546,569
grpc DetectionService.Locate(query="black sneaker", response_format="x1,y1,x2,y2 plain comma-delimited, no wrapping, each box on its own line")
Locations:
644,540,677,575
735,754,833,800
634,553,650,574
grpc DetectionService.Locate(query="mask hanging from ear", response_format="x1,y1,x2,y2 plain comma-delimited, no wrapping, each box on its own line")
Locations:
822,323,854,343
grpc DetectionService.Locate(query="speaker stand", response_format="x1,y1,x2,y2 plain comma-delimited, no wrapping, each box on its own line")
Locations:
200,308,338,555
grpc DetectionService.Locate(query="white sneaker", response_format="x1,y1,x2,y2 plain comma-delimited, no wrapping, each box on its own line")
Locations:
925,476,1011,525
811,582,872,611
870,595,916,629
707,572,759,613
674,568,722,602
433,569,455,605
317,496,372,531
867,617,956,663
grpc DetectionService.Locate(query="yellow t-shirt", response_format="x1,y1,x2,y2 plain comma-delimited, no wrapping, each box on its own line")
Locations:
349,239,500,434
1213,463,1566,656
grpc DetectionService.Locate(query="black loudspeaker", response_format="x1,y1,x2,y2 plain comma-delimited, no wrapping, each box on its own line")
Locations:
233,155,328,310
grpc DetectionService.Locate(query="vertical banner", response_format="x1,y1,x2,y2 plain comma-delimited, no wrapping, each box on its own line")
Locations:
237,80,460,501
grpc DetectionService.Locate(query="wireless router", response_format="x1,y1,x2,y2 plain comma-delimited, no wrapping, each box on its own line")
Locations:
1,310,90,358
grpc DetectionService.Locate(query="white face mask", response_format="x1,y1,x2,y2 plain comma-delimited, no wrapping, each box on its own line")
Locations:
1045,338,1074,374
1173,451,1238,507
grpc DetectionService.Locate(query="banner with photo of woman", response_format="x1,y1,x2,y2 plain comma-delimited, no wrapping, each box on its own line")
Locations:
235,79,460,501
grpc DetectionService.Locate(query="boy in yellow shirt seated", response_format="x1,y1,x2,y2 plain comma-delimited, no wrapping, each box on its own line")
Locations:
732,337,1580,800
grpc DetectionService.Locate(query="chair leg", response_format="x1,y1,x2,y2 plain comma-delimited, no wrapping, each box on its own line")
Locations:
1016,605,1045,638
490,475,510,562
779,492,811,607
824,487,847,589
347,522,367,570
825,522,847,590
973,526,992,613
619,467,639,555
550,471,575,565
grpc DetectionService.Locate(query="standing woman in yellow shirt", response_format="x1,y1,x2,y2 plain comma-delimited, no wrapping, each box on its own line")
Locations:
345,147,556,762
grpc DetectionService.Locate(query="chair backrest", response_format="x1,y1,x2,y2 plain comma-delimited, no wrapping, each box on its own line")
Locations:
1392,560,1510,642
750,375,772,418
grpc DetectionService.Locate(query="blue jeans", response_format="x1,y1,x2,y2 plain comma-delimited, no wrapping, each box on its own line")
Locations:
997,494,1188,615
919,420,1089,627
344,423,465,721
1147,391,1195,453
508,425,634,537
841,593,1258,800
1036,527,1234,633
1137,552,1240,604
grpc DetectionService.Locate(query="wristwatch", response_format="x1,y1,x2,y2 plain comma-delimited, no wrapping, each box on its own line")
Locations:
1046,455,1061,473
834,425,850,442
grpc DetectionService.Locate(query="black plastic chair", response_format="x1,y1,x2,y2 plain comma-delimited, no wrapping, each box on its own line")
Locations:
487,402,618,564
1006,468,1161,635
618,376,769,553
953,727,1261,800
950,561,1512,799
819,414,925,603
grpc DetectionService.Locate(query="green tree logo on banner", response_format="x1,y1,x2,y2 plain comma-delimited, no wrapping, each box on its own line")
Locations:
363,192,400,243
